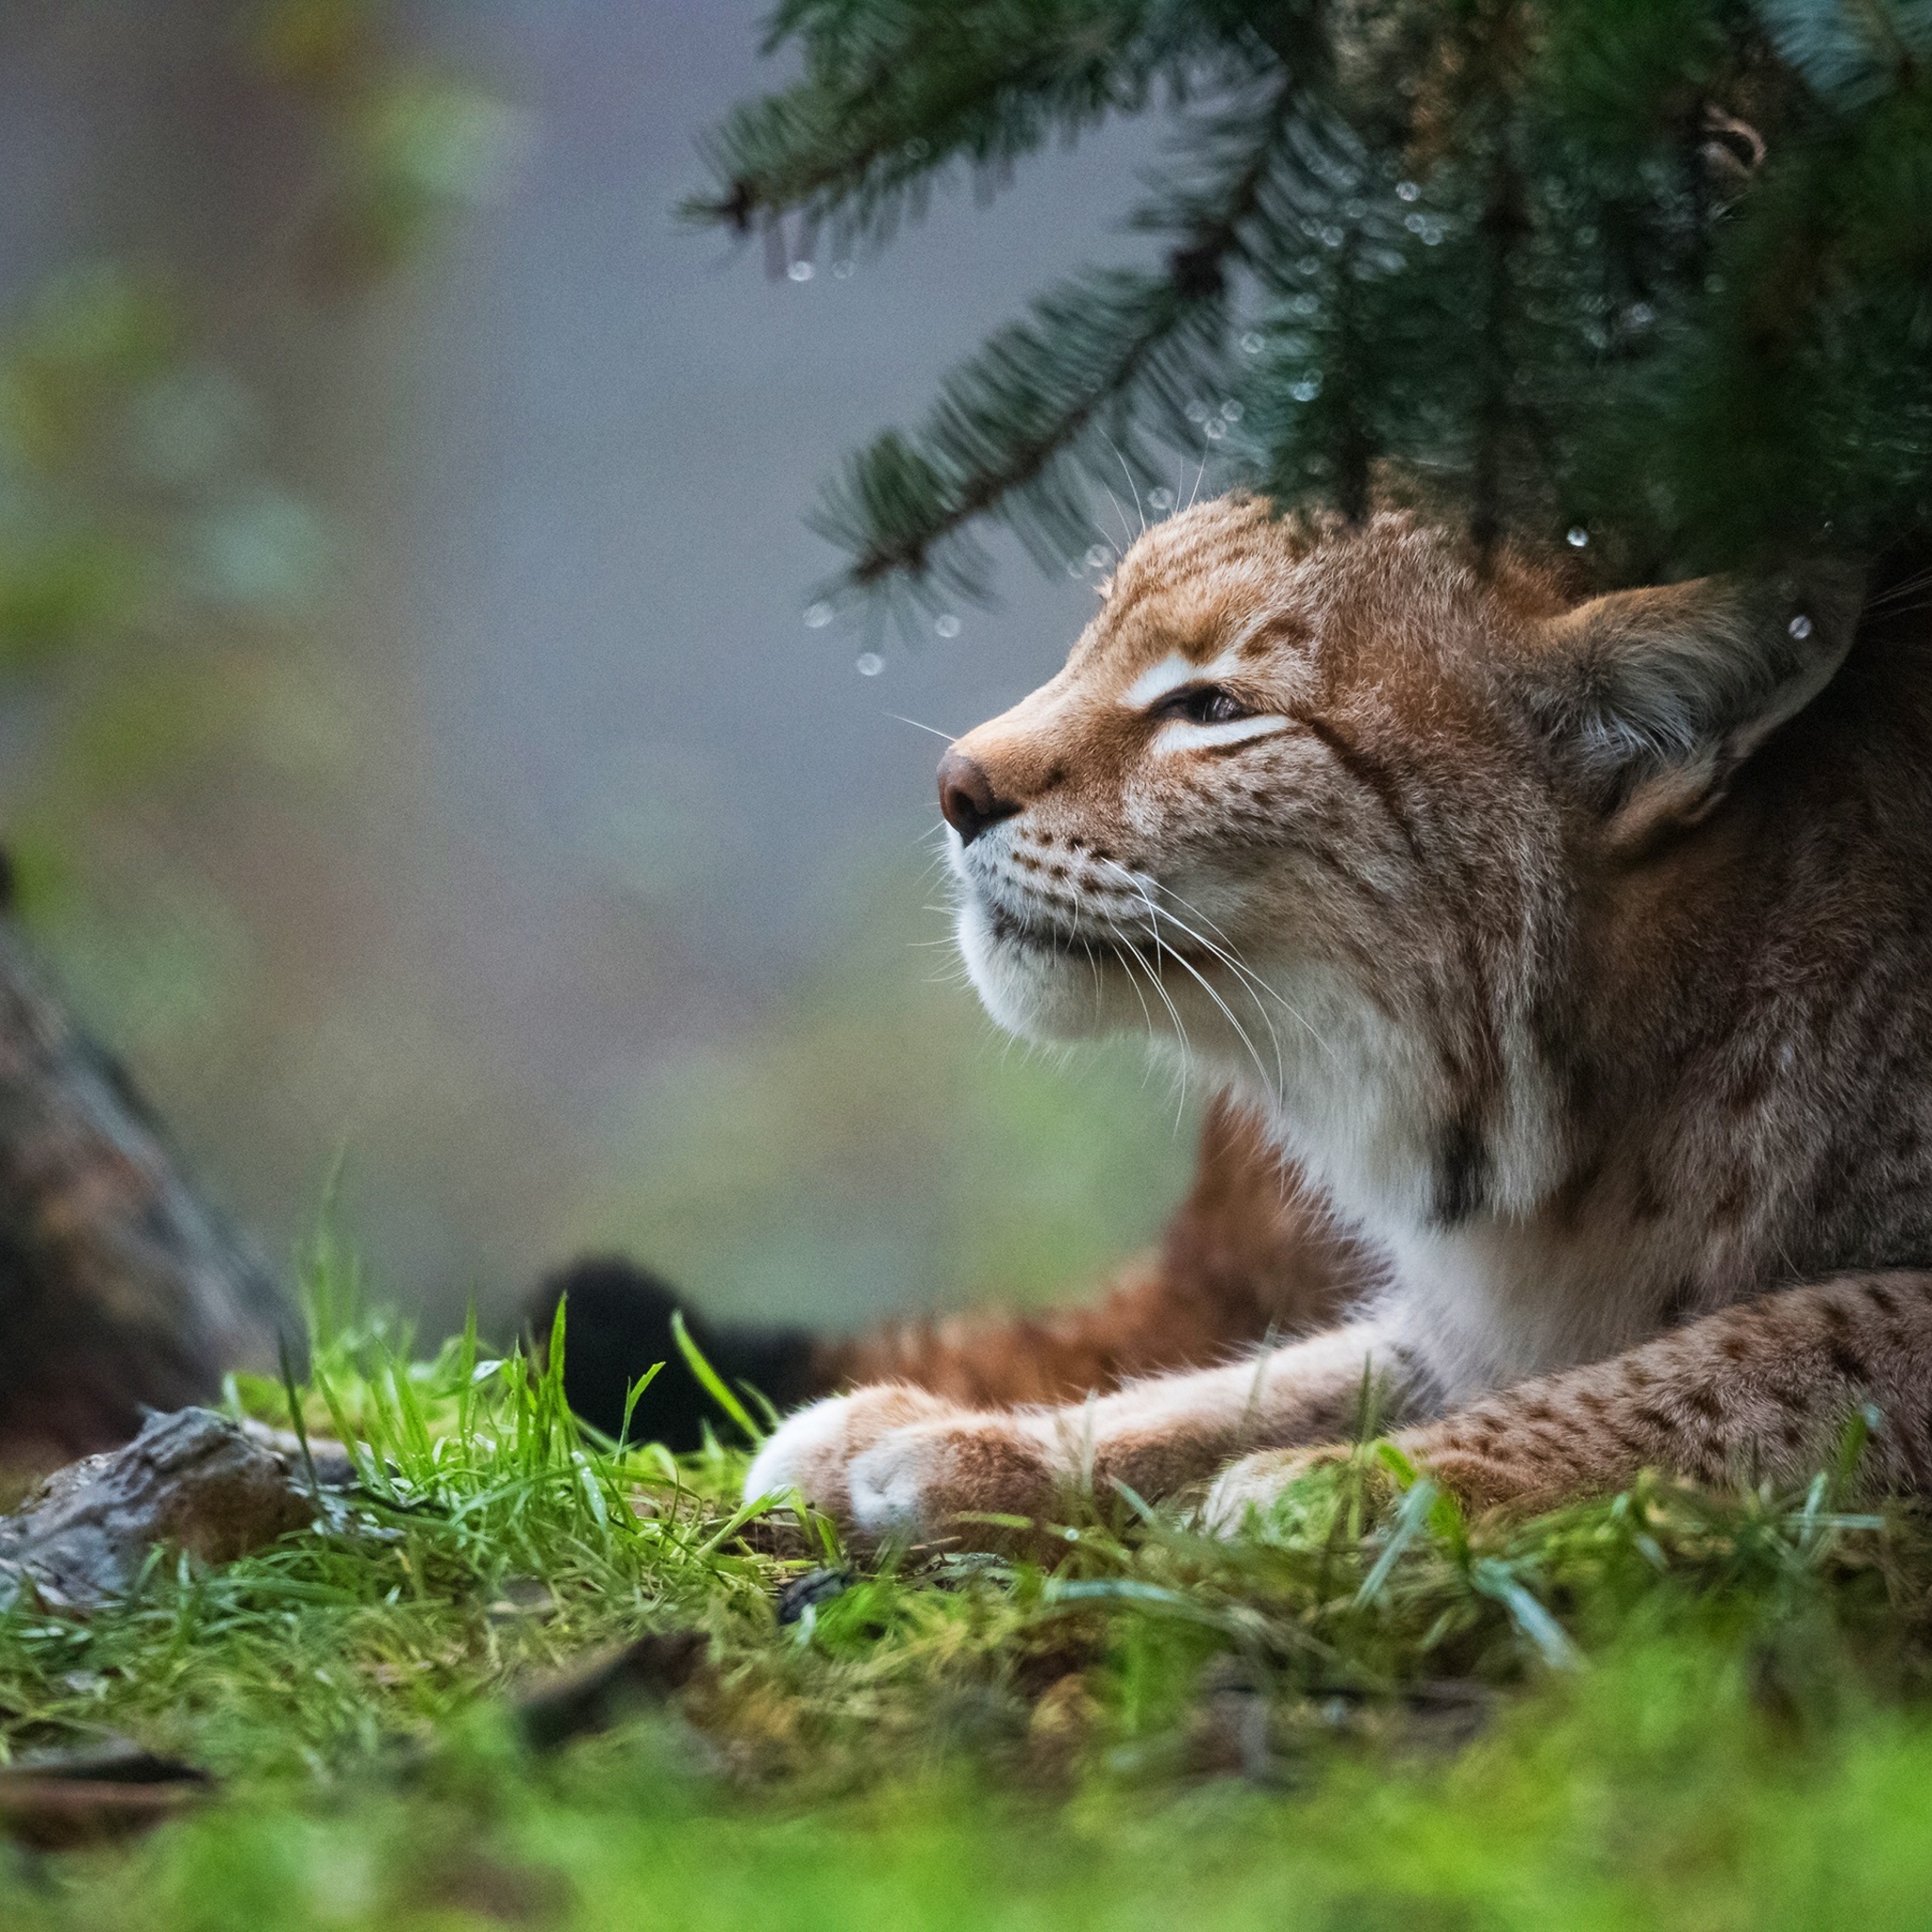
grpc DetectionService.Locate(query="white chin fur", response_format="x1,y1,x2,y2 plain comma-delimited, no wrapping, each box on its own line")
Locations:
956,897,1119,1043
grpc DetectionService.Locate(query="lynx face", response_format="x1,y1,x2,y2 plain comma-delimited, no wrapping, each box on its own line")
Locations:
941,496,1855,1234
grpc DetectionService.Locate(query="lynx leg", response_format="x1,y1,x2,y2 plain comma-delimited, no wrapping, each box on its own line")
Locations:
1205,1273,1932,1530
747,1318,1422,1543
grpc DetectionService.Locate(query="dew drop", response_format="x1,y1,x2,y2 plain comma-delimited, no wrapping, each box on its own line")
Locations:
1404,211,1427,234
1343,197,1367,221
1148,487,1174,510
1625,301,1656,330
1566,526,1589,549
1789,612,1813,640
855,651,884,676
1221,399,1244,421
803,601,834,628
1085,543,1113,569
788,259,815,281
832,260,855,279
1204,419,1226,440
1290,375,1323,403
1240,331,1264,355
1185,399,1210,423
1397,180,1421,203
934,613,961,639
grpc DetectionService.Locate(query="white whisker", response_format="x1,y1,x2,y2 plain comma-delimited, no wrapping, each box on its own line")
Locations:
886,712,958,741
1106,865,1276,1095
1109,924,1192,1122
1067,878,1107,1024
1143,875,1333,1059
1186,449,1209,512
1102,433,1146,538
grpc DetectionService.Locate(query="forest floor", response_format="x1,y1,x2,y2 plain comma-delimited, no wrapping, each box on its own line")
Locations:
6,1258,1932,1929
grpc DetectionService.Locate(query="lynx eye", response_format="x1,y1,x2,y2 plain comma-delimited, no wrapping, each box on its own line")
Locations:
1155,684,1252,726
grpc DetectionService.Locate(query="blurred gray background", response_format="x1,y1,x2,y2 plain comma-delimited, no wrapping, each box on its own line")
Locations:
0,0,1208,1338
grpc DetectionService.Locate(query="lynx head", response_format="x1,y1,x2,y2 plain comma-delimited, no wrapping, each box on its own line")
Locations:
939,494,1860,1228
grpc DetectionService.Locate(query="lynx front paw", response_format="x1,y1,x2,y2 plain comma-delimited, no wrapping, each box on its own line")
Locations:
847,1413,1060,1542
745,1391,1061,1544
742,1384,956,1523
1199,1443,1360,1537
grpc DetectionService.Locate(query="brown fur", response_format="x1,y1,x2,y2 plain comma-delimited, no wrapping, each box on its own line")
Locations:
746,495,1932,1543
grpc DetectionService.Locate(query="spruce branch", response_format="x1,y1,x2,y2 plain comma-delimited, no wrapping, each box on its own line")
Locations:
700,0,1932,614
684,1,1252,248
812,268,1208,606
808,81,1310,607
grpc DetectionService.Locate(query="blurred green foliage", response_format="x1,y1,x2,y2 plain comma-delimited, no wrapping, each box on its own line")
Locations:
578,862,1199,1328
0,0,512,1037
250,0,528,282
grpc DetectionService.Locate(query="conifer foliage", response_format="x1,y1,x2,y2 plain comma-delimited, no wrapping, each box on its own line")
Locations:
693,2,1932,616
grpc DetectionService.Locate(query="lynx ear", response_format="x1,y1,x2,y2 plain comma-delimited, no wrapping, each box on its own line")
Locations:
1529,567,1863,849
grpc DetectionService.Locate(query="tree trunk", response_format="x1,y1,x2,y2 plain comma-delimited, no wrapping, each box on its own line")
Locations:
0,917,285,1472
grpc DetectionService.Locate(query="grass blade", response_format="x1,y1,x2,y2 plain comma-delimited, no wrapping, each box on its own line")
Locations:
671,1310,763,1444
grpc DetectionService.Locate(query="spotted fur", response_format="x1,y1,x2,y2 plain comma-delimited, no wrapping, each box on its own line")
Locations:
747,494,1932,1541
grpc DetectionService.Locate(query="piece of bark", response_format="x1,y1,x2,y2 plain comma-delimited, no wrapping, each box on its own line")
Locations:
239,1418,359,1490
0,1741,213,1851
0,1407,317,1611
0,917,285,1467
0,1774,208,1851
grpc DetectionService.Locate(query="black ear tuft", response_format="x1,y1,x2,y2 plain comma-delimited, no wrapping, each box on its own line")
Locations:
527,1256,823,1453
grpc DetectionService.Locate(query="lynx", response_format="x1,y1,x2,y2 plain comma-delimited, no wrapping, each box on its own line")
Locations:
737,495,1932,1541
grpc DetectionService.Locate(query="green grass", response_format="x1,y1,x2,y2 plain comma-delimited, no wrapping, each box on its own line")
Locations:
5,1252,1932,1927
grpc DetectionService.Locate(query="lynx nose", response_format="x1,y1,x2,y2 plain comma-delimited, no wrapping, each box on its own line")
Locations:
938,749,1020,846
